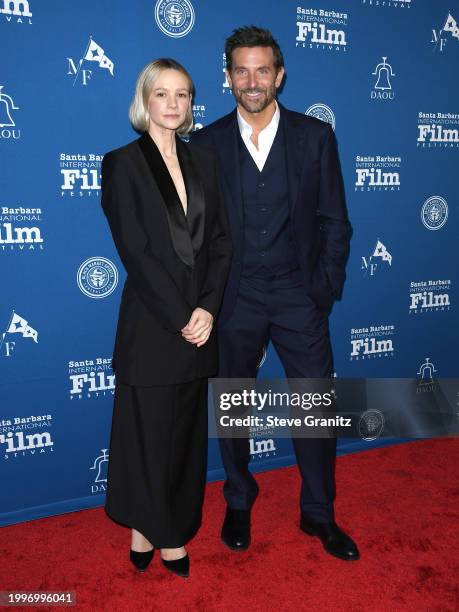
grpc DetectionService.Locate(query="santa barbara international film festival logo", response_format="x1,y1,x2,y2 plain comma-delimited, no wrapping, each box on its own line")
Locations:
60,152,102,198
0,85,20,140
154,0,195,38
222,53,230,94
409,279,451,314
192,103,206,132
295,5,348,52
77,257,118,299
417,112,459,148
362,0,412,9
1,311,38,358
361,239,392,277
67,37,114,87
0,204,44,252
421,196,448,231
90,449,109,494
0,413,53,461
355,154,401,192
305,103,336,131
350,323,395,361
0,0,32,24
68,356,115,400
371,57,395,101
431,12,459,53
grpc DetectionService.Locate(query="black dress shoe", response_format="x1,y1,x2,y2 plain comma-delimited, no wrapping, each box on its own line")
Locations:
300,517,360,561
161,553,189,578
221,508,251,551
130,548,154,572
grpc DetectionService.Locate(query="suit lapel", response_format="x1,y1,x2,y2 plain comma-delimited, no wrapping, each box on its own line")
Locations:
215,110,244,223
138,131,194,268
279,104,306,214
176,137,205,257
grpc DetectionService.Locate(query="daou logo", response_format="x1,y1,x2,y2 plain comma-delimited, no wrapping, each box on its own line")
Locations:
67,37,114,87
90,449,109,493
371,57,395,100
0,86,20,140
0,0,32,24
154,0,195,38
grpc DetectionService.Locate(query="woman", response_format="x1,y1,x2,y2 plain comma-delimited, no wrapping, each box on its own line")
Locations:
101,59,231,578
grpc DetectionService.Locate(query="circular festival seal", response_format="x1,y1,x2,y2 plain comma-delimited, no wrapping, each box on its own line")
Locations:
357,409,385,441
305,103,336,131
77,257,118,299
154,0,195,38
421,196,448,231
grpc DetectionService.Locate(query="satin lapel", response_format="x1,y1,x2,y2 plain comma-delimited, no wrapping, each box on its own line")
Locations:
137,132,194,268
280,104,306,215
176,137,205,256
215,110,244,224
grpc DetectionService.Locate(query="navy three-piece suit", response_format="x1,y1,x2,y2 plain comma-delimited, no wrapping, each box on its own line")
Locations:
193,103,352,521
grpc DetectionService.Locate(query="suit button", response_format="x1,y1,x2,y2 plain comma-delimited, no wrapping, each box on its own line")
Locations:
260,207,267,212
260,251,266,257
260,229,267,235
258,182,265,188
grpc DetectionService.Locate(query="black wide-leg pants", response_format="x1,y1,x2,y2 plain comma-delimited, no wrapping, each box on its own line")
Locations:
218,270,336,522
105,378,208,548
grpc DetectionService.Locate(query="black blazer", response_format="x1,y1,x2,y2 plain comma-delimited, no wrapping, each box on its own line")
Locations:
101,132,232,386
192,103,352,323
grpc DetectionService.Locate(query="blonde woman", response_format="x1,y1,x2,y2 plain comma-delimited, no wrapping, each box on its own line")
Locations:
102,59,231,577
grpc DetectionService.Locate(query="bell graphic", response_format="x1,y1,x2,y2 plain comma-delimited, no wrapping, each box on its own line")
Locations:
0,86,19,128
417,358,437,382
90,449,109,483
373,57,395,91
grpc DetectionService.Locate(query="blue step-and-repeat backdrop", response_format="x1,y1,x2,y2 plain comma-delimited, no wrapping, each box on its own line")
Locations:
1,0,458,526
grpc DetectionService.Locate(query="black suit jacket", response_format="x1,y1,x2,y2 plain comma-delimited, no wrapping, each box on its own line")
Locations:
101,132,232,386
192,103,352,323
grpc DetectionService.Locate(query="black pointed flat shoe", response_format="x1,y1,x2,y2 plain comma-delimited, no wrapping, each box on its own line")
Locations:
161,553,189,578
130,548,154,572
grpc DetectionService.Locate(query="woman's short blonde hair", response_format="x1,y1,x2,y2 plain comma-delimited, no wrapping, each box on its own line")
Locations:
129,58,194,136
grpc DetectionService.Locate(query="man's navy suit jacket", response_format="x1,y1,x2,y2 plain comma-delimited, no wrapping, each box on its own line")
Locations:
192,103,352,324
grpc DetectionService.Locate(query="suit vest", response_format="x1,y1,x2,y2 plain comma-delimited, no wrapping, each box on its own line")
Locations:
239,122,298,278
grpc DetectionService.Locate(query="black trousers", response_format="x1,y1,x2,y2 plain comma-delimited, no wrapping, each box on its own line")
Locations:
105,378,208,548
218,270,336,522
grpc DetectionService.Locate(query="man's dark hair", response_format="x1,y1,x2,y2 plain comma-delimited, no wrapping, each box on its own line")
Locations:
225,26,284,72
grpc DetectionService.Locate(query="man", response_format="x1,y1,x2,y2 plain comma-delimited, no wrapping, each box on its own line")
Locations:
192,26,359,561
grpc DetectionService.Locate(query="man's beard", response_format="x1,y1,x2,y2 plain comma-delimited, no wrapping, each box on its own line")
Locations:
233,87,276,114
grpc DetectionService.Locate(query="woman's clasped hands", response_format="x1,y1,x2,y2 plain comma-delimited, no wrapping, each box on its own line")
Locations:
181,308,213,347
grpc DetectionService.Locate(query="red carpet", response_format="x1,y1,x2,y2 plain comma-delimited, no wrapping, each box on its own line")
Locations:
1,439,458,611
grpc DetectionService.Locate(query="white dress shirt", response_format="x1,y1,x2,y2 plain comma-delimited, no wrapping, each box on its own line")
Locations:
237,102,280,172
